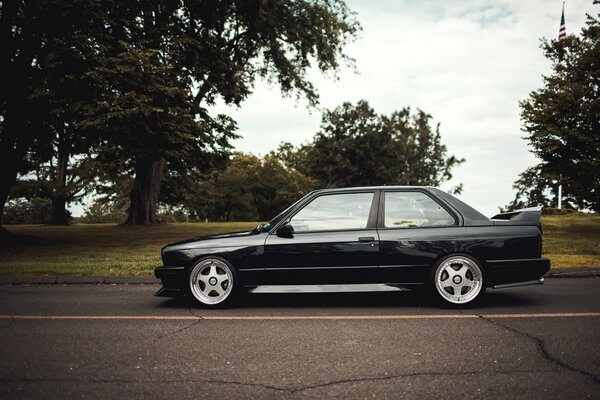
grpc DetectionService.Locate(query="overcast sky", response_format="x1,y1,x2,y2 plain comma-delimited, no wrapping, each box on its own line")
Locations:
212,0,598,217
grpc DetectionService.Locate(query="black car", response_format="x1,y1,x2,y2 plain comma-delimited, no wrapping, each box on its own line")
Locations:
155,186,550,307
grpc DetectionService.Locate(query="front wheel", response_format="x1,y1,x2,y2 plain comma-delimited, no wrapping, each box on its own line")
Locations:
432,255,485,307
188,257,238,308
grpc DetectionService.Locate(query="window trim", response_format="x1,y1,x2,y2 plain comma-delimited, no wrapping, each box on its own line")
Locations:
280,190,379,234
377,189,459,230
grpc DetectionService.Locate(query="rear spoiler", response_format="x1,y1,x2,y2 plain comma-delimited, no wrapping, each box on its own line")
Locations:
490,207,542,223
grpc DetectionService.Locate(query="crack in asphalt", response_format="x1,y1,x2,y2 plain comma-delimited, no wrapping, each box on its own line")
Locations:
0,369,556,392
151,307,202,343
474,313,600,386
205,369,551,393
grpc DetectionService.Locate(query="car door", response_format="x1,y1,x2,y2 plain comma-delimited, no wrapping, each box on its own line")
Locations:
377,190,459,284
263,191,380,285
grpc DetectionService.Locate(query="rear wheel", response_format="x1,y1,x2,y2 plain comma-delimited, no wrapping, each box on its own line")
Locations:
188,257,238,307
432,255,485,306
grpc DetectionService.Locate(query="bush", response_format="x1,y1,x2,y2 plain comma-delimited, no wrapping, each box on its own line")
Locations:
542,207,578,215
2,198,55,224
79,201,127,224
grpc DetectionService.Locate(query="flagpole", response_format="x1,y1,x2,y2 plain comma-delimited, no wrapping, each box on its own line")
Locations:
559,2,566,40
558,175,562,209
557,3,565,209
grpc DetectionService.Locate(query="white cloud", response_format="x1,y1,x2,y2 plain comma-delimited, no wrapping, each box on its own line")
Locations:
213,0,598,217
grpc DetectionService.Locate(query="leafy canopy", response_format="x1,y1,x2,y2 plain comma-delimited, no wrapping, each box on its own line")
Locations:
277,100,464,191
516,14,600,211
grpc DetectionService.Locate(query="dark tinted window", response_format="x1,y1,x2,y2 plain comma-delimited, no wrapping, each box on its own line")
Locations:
384,192,455,228
290,192,374,232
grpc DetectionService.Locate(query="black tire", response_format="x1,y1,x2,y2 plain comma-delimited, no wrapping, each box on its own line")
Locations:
187,256,240,308
430,254,486,308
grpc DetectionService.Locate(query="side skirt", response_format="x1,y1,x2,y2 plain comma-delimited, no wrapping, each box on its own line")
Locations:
491,278,544,289
248,283,423,294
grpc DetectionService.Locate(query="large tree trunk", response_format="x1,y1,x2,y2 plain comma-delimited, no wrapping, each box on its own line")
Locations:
49,150,69,225
124,158,164,225
0,172,16,239
0,166,17,227
0,111,25,233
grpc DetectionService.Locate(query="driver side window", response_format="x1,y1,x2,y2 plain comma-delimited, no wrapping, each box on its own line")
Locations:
290,192,374,232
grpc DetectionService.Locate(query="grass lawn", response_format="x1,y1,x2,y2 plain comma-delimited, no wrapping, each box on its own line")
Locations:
0,222,257,276
541,213,600,268
0,214,598,276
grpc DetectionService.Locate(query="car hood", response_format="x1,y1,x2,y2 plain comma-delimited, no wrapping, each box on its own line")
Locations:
162,230,260,251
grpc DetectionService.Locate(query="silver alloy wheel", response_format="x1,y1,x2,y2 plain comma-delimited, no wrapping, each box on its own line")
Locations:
189,258,234,305
434,256,483,304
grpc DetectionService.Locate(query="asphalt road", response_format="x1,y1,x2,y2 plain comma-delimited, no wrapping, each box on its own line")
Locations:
0,278,599,399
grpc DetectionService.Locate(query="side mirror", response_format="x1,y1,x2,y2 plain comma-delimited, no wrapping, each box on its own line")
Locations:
276,223,294,238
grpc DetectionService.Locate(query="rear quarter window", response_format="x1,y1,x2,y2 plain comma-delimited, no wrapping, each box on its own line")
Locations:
384,191,455,228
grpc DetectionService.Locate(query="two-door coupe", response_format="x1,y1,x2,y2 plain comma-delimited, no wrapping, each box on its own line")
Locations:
155,186,550,307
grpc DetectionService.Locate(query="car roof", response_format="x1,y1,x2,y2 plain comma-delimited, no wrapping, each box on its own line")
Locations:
311,186,434,193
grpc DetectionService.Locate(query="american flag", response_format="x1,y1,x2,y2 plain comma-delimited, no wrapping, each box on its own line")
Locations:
559,3,566,40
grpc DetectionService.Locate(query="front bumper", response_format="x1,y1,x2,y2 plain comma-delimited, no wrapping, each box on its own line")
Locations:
154,266,186,297
486,258,551,287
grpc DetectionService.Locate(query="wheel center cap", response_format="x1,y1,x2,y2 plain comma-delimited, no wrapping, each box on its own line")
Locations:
209,277,218,286
453,275,462,284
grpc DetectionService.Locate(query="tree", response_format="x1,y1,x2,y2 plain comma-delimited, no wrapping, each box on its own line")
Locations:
0,0,106,231
0,0,361,229
277,101,464,190
0,197,66,224
163,153,316,222
8,158,92,224
503,166,555,211
91,0,360,224
516,14,600,211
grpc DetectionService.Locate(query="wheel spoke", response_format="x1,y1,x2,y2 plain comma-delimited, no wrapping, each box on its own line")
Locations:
442,283,454,293
213,285,224,296
197,274,209,285
456,264,468,279
201,285,213,297
217,275,228,286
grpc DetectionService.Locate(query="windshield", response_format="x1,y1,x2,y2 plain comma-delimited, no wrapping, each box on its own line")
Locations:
256,193,311,232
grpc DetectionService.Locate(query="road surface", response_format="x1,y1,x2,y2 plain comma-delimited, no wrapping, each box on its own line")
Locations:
0,278,599,399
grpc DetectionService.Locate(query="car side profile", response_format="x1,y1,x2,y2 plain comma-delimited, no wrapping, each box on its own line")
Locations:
155,186,550,307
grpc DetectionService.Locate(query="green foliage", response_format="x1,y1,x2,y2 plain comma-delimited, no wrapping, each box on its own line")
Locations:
1,0,361,225
166,153,317,222
90,0,360,224
517,15,600,211
79,201,128,224
0,0,106,222
503,165,557,211
1,198,71,224
542,207,578,216
277,101,464,189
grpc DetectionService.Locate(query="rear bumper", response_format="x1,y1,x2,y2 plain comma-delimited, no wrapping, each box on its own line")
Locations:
154,266,186,297
486,258,551,287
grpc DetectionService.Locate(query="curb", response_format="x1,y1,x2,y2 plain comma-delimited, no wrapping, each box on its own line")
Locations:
0,269,598,285
545,268,600,278
0,275,157,285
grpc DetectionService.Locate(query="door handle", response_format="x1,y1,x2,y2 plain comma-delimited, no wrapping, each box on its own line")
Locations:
358,236,375,242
